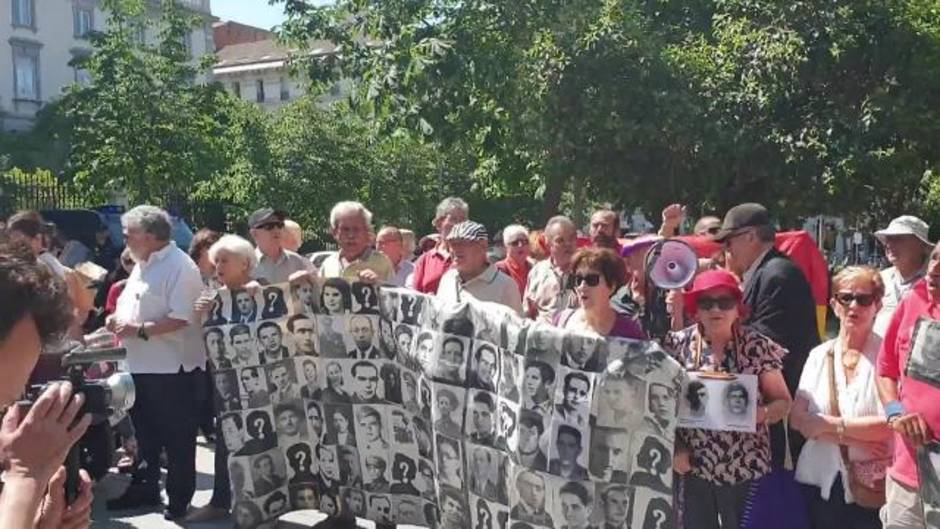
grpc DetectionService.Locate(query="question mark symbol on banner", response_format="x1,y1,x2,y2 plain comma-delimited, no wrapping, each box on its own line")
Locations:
296,449,308,470
254,417,265,440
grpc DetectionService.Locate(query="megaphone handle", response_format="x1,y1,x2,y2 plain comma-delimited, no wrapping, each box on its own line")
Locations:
64,443,81,504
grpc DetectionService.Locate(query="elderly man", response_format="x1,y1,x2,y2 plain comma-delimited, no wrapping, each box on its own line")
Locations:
874,215,933,334
283,219,303,252
410,197,469,293
525,216,578,322
376,226,415,287
248,208,317,284
105,205,205,521
320,201,394,283
589,209,622,252
714,202,817,465
877,241,940,529
495,224,532,296
436,221,522,314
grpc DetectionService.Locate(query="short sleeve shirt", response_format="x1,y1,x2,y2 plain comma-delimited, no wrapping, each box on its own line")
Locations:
663,325,786,485
524,259,577,323
319,248,394,283
437,264,523,316
252,249,317,284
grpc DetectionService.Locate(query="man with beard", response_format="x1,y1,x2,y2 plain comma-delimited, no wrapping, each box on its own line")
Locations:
510,471,554,527
589,209,623,253
548,425,589,480
515,410,547,470
257,321,289,363
289,314,318,356
555,372,590,427
599,485,631,529
351,361,382,404
229,324,256,367
322,361,351,403
469,343,498,392
268,362,300,404
469,391,497,446
347,315,381,359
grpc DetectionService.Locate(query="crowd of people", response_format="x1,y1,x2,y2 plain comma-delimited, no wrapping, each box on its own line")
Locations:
0,196,937,529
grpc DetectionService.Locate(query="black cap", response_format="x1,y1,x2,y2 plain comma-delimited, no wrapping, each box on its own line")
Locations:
713,203,770,242
248,208,286,229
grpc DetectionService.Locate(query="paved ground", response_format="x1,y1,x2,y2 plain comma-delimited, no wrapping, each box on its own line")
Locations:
89,438,367,529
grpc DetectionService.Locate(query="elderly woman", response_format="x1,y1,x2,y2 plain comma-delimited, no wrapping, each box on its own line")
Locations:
495,224,532,296
553,247,645,339
187,234,258,523
410,196,469,293
664,269,792,529
791,266,891,529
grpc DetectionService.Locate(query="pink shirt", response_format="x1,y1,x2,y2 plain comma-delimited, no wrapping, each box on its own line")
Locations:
411,247,452,294
877,279,940,488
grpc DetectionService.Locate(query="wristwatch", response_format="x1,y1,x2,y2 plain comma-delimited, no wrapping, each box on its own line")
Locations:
137,324,149,341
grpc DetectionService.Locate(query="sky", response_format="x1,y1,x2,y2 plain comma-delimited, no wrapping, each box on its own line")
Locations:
212,1,290,31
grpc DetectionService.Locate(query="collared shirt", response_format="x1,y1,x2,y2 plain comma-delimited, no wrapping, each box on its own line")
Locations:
437,263,523,315
319,248,394,283
495,257,531,296
253,248,317,284
742,248,772,289
390,259,415,287
874,265,926,335
524,258,578,323
877,279,940,488
410,247,452,294
114,242,205,374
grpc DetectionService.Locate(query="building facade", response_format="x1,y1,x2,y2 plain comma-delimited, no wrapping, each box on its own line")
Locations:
0,0,215,131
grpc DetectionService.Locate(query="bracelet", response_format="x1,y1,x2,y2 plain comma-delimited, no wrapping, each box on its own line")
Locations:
885,400,905,419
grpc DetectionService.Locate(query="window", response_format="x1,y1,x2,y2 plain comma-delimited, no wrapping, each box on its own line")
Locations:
232,81,241,98
279,77,290,101
12,0,34,28
256,79,265,103
73,6,93,38
12,42,40,101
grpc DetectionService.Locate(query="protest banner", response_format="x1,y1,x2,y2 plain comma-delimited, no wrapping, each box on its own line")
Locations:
204,279,683,529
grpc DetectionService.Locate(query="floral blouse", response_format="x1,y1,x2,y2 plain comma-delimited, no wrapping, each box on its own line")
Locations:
663,324,786,485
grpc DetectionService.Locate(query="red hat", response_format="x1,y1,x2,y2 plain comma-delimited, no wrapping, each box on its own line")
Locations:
684,269,743,315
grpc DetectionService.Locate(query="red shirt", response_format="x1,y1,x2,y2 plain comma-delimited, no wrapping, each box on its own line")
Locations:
495,258,530,297
411,248,452,294
877,279,940,487
105,279,127,315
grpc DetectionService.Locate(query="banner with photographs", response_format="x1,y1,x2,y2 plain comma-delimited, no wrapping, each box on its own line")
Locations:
204,280,683,529
917,442,940,527
677,373,759,433
905,317,940,389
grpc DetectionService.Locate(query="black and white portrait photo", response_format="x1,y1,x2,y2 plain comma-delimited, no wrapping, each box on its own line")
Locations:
916,441,940,525
220,412,246,455
347,315,382,359
260,285,290,320
440,486,469,529
469,446,507,503
305,400,325,444
288,314,318,357
356,405,391,452
435,334,470,384
205,327,233,370
285,442,317,484
317,315,349,358
676,373,757,432
291,279,319,315
320,277,352,316
369,494,396,526
397,496,424,525
413,330,437,373
522,360,556,416
412,416,434,459
342,487,368,517
496,401,518,452
588,427,632,483
361,453,391,493
379,288,400,322
230,288,260,324
379,318,396,359
289,483,319,510
249,450,287,497
350,360,383,404
213,368,242,412
394,324,417,367
321,360,351,404
436,434,464,489
401,370,420,415
524,325,563,365
381,362,402,404
644,382,677,440
515,409,548,471
628,435,672,495
390,452,421,494
510,470,555,528
500,353,522,402
469,342,500,392
399,293,424,325
415,458,436,499
315,444,342,493
472,305,500,344
297,357,321,400
324,404,357,446
391,409,415,445
261,490,289,518
683,379,708,419
548,424,589,481
266,359,300,404
554,370,592,427
352,281,380,314
560,333,606,372
554,481,596,529
433,384,466,439
598,484,633,529
238,366,271,408
467,390,498,446
592,374,646,428
229,458,253,500
227,323,257,367
337,445,363,488
257,321,291,364
273,400,309,445
238,408,277,456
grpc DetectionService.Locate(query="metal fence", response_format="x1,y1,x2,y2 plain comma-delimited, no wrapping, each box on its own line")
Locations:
0,170,87,219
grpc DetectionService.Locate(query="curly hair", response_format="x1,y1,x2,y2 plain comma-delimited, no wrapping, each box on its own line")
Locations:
0,239,72,346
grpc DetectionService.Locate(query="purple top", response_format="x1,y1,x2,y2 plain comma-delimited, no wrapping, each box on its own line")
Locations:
553,309,646,340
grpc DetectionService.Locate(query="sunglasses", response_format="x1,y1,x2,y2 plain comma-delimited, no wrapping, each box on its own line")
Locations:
258,222,285,231
706,226,721,235
696,296,738,311
508,239,529,247
573,273,601,287
834,292,876,307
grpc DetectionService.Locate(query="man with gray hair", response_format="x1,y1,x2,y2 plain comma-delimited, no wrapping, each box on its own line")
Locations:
524,215,579,322
105,205,205,521
320,201,394,283
248,207,317,284
376,225,415,287
437,221,522,315
409,196,468,293
495,224,531,296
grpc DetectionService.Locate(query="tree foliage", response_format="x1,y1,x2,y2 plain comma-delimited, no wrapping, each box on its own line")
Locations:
277,0,940,225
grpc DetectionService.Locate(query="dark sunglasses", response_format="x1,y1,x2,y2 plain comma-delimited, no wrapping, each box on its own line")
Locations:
258,222,285,231
508,239,529,247
573,273,601,287
696,296,737,311
834,292,876,307
706,226,721,235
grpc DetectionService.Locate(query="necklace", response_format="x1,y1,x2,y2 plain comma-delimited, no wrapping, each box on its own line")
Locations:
842,349,860,371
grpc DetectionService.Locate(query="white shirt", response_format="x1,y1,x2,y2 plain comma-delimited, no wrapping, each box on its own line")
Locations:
794,334,887,503
114,242,205,374
874,266,925,335
437,263,523,315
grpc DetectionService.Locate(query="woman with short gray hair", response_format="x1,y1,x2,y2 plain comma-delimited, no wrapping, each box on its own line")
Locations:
409,197,469,293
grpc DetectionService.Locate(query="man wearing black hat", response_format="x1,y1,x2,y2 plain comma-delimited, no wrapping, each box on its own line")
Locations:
248,208,317,284
714,202,818,465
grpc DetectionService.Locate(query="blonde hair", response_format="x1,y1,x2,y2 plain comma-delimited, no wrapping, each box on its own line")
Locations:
831,266,885,300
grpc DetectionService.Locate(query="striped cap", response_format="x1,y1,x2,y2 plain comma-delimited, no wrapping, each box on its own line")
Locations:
446,221,489,242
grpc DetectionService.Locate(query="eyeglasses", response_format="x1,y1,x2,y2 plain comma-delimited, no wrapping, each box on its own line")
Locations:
706,226,721,235
258,222,285,231
573,273,601,287
696,296,738,311
834,292,876,307
508,239,529,247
